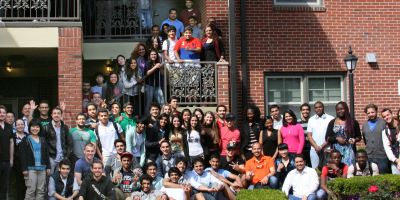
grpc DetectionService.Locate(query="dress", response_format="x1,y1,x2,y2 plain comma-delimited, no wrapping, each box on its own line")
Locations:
333,125,355,166
262,129,278,157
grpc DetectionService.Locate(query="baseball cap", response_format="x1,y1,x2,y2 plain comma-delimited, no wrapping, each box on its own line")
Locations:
226,142,236,150
225,113,235,120
121,152,133,159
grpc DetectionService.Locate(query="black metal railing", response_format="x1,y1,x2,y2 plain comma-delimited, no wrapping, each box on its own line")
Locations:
0,0,80,21
164,61,219,105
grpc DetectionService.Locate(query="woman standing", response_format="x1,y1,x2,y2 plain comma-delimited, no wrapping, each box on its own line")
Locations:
9,119,28,200
201,111,220,164
144,49,165,115
326,102,361,166
240,105,263,161
182,115,204,165
169,114,184,155
121,58,143,115
102,71,124,109
194,108,204,124
160,23,170,41
115,55,126,83
200,25,226,62
20,119,51,199
279,110,305,158
180,109,192,129
260,116,281,160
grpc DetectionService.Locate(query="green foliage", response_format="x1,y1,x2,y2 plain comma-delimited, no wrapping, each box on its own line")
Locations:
356,146,366,151
236,189,289,200
327,174,400,200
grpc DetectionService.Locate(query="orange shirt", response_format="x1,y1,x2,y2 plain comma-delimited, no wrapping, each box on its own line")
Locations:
245,155,275,185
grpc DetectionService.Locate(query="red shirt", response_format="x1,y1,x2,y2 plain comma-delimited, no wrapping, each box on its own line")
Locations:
220,126,241,155
321,164,349,181
82,94,90,114
180,9,201,27
245,155,275,185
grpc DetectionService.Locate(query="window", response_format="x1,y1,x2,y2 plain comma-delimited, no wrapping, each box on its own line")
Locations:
264,72,346,117
273,0,323,7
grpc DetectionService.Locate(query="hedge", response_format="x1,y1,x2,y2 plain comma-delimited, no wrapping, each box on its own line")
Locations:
236,189,288,200
327,174,400,200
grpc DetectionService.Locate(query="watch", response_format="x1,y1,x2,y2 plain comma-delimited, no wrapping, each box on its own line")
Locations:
266,175,270,179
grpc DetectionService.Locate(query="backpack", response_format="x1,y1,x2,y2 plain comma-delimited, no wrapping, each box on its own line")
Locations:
353,161,373,176
158,152,178,177
94,122,120,155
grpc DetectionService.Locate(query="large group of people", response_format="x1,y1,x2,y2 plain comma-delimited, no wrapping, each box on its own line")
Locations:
1,99,399,200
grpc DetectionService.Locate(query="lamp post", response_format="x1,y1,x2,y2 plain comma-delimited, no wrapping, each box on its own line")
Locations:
344,45,358,119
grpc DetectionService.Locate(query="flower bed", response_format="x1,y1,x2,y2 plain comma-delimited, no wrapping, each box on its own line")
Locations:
236,189,288,200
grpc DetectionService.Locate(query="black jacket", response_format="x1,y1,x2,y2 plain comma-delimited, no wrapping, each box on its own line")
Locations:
240,119,264,155
325,118,361,153
78,175,116,200
145,122,169,162
20,136,51,172
51,171,74,198
42,121,73,159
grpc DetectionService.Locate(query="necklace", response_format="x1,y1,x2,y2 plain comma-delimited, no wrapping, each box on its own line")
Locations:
288,124,294,134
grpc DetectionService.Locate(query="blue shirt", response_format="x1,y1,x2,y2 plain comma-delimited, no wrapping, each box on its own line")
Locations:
161,19,184,38
28,135,46,170
74,156,101,180
52,121,64,162
204,168,231,178
368,120,379,132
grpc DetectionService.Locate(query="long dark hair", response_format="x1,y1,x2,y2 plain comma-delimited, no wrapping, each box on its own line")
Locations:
282,110,298,127
193,108,204,124
170,114,184,138
188,114,202,133
105,71,119,103
150,36,162,52
160,23,170,40
200,25,218,41
243,104,261,123
124,58,138,81
149,49,161,66
115,55,125,76
157,113,171,131
181,109,192,128
336,101,354,138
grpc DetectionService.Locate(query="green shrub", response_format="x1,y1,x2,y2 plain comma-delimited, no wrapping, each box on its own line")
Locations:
356,146,366,151
327,174,400,199
236,189,289,200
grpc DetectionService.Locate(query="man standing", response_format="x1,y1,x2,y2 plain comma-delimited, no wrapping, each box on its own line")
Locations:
168,97,180,115
216,105,227,129
5,111,16,133
70,113,97,170
362,104,388,174
85,102,99,130
163,26,179,64
28,100,53,127
116,102,137,138
270,105,283,130
298,103,311,166
147,102,161,126
161,8,184,38
0,105,14,200
188,16,202,40
90,73,104,95
82,79,91,115
78,160,116,200
307,102,334,169
245,142,278,189
282,154,319,200
95,108,124,165
174,26,201,63
156,141,184,178
180,0,201,28
21,103,31,133
74,143,101,187
42,107,73,173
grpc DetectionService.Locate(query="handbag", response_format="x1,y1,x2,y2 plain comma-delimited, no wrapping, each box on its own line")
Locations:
317,144,334,171
253,182,271,189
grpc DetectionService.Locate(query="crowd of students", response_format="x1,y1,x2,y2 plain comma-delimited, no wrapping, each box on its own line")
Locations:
1,99,399,200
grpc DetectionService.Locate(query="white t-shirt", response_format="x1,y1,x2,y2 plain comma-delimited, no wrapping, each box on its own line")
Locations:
187,130,203,156
90,85,103,95
162,38,178,61
96,122,123,157
132,133,143,157
273,114,283,130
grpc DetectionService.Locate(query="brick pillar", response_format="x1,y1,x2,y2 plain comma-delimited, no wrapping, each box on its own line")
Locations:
58,27,82,128
217,64,230,112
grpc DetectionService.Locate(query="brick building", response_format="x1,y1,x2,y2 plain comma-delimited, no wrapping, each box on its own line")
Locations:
1,0,400,149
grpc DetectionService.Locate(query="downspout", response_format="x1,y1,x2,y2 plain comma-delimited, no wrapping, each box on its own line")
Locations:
240,0,247,109
228,0,238,122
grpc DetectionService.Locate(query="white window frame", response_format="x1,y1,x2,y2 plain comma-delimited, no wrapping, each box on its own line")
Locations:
306,75,345,105
265,76,304,107
273,0,324,7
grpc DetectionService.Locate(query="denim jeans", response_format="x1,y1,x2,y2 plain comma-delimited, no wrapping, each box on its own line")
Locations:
192,183,221,200
247,176,279,190
145,85,164,115
368,158,390,174
391,163,400,175
316,189,328,200
289,194,317,200
140,9,152,30
0,161,11,199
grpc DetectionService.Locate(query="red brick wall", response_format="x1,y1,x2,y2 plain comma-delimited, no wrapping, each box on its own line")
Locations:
207,0,400,147
58,27,82,128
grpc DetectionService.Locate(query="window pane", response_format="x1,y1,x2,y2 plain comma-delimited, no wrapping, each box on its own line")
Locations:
308,78,324,89
268,78,283,90
309,90,324,101
325,78,341,89
285,78,300,90
285,90,301,102
268,91,284,102
326,90,341,101
267,78,301,102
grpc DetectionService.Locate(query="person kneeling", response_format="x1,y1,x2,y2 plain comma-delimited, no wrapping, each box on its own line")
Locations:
347,150,379,178
48,159,79,200
188,158,224,200
245,142,278,190
317,150,348,200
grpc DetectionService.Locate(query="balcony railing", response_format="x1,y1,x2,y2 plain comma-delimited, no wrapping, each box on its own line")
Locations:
83,0,152,40
0,0,80,21
164,61,220,105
